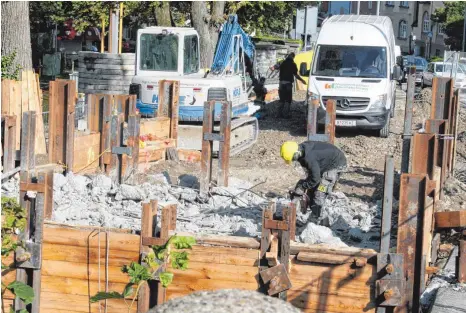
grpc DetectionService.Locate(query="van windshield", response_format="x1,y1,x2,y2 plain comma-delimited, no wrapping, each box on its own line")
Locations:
313,45,387,78
139,33,178,71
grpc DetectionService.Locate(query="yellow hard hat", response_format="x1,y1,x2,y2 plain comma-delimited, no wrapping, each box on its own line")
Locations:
280,141,299,164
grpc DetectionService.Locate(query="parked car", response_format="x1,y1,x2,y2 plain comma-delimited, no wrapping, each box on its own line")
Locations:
421,62,466,89
402,56,427,85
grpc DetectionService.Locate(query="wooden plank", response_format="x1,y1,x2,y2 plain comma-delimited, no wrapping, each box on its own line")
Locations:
289,275,373,295
33,73,47,155
21,72,29,120
170,81,179,143
12,80,22,151
40,292,136,313
297,252,367,265
166,279,258,295
290,260,376,282
48,81,65,163
178,250,259,267
41,275,128,298
1,80,11,114
171,231,260,249
42,243,138,266
200,100,214,194
423,195,435,273
42,259,131,283
42,225,140,252
290,242,377,258
140,117,170,140
168,262,259,284
73,132,101,172
434,211,466,228
287,289,376,313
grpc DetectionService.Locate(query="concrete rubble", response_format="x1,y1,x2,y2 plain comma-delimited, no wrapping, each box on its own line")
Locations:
149,289,301,313
47,171,383,249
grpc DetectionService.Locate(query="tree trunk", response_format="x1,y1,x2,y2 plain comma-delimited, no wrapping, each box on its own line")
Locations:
153,1,171,26
209,1,225,53
191,1,212,68
191,1,225,69
1,1,32,71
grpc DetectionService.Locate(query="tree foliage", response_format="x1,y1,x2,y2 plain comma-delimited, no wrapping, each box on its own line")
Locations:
226,1,314,36
432,2,466,51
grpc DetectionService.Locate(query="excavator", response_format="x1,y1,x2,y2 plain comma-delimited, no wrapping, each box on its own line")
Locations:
130,15,264,155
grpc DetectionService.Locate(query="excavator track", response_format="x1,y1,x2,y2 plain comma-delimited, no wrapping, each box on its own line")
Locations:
177,116,259,156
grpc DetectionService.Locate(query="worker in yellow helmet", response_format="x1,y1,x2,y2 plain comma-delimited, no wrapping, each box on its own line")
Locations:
280,140,347,216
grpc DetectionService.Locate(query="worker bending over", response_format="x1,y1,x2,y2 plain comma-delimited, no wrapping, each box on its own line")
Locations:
280,140,347,216
277,52,306,118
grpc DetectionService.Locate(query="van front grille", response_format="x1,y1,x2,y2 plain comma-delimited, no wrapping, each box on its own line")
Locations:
322,96,370,111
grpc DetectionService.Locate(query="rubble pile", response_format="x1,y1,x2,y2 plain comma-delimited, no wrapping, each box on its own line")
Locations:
46,171,383,248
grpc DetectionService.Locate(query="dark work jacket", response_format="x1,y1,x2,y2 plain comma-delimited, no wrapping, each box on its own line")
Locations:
279,58,298,82
298,141,347,188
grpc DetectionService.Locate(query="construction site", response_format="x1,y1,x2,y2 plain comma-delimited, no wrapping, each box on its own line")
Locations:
2,2,466,313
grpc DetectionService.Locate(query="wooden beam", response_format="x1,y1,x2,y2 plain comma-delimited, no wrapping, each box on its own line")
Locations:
297,251,366,265
435,210,466,228
459,240,466,283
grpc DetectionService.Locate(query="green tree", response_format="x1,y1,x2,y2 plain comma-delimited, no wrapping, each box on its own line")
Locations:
432,2,466,51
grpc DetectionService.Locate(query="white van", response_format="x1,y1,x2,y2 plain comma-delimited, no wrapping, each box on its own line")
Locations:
302,15,400,137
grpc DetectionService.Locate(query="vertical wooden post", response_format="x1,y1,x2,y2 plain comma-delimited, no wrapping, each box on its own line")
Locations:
200,101,215,194
170,82,179,144
48,80,76,172
325,99,336,144
218,101,231,187
307,94,319,139
101,95,113,172
395,174,427,313
20,111,36,171
109,113,124,183
459,240,466,284
2,115,17,173
122,114,140,182
278,206,292,300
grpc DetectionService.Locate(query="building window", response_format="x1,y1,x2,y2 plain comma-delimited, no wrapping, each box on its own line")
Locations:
438,24,445,35
386,1,394,6
436,49,441,57
399,20,408,39
423,11,430,33
400,1,409,8
368,1,372,9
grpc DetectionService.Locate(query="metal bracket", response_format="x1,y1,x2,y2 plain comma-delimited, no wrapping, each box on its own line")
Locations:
15,242,42,269
260,264,292,296
203,133,224,142
376,253,404,307
112,146,132,156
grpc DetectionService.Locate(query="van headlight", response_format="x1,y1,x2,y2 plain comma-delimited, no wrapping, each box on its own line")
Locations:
371,94,387,110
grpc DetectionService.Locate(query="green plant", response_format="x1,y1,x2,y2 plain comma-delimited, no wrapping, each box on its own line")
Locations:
430,56,443,62
1,197,34,313
90,235,195,312
1,51,22,81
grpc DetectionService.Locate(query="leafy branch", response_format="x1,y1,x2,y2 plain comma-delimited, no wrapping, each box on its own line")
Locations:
1,51,22,81
1,197,34,312
90,235,196,312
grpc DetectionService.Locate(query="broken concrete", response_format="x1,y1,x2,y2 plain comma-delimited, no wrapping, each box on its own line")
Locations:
149,289,301,313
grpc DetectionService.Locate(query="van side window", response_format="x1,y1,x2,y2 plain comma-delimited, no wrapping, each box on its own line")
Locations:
184,35,199,74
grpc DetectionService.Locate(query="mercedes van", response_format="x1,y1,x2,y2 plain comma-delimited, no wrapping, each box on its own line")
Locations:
302,15,400,137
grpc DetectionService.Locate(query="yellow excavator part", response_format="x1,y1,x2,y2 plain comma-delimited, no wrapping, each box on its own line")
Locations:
294,50,314,91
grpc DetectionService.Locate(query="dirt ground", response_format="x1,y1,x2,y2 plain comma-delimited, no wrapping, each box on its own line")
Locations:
151,86,465,211
149,85,466,215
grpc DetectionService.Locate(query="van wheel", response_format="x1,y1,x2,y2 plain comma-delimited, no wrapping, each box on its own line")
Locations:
379,120,390,138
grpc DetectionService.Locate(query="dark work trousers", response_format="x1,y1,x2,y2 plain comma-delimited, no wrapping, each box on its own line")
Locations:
278,81,293,118
308,165,347,217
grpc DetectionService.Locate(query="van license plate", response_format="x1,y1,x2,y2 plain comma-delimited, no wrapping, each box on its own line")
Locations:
336,120,356,127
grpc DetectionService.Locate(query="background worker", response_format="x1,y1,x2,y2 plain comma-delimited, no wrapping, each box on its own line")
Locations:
277,52,306,118
280,140,347,216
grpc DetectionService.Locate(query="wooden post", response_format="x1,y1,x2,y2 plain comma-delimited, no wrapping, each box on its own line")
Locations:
101,95,113,173
16,172,48,313
217,101,231,187
278,206,292,300
48,80,76,172
325,99,336,144
2,115,17,173
395,174,427,313
122,114,140,183
459,240,466,283
138,200,158,313
20,111,36,171
200,100,215,194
